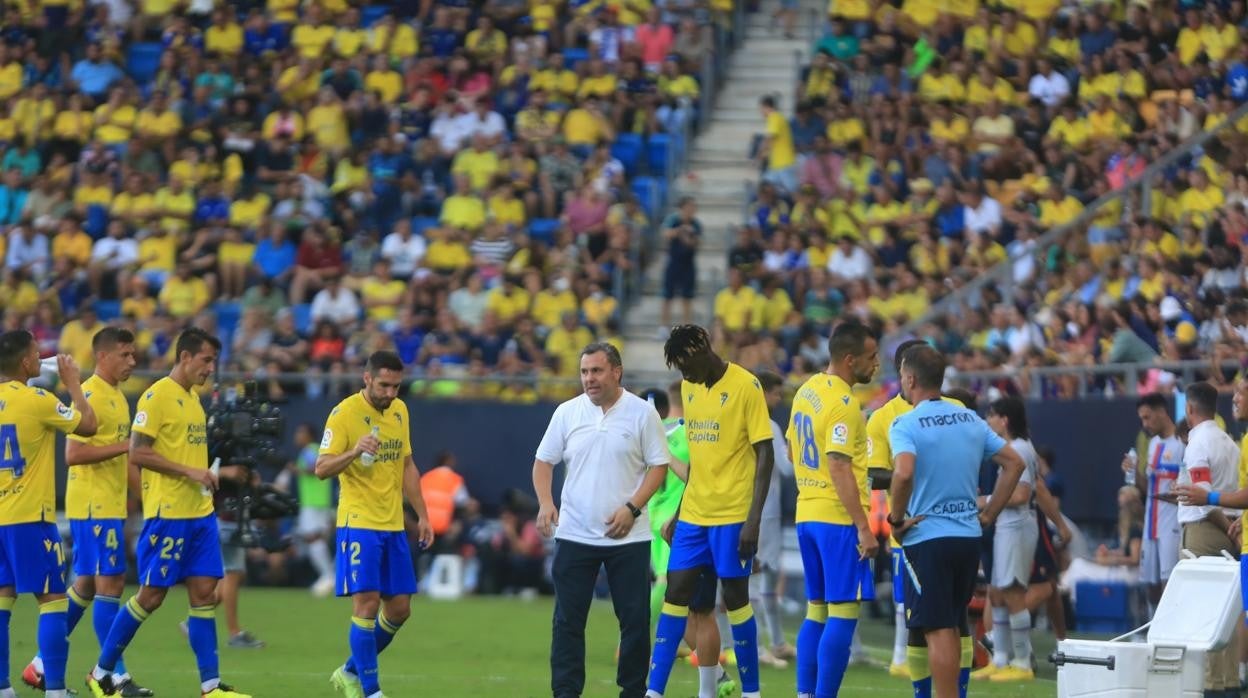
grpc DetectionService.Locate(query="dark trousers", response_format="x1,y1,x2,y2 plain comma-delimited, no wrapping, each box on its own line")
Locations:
551,539,650,698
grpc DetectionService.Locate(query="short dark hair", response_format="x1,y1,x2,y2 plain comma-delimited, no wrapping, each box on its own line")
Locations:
0,330,33,376
942,387,978,412
1136,392,1169,412
901,344,945,390
640,387,670,418
828,321,873,362
894,339,927,373
580,342,622,368
366,350,404,374
759,95,777,109
988,395,1030,440
174,327,221,360
1186,381,1219,419
756,370,784,392
92,326,135,352
664,324,711,369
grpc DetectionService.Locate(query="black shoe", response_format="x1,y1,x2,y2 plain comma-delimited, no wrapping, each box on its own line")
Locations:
117,677,155,697
86,673,119,698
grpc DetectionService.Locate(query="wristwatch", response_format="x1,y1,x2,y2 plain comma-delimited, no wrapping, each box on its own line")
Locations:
887,515,906,529
626,502,642,519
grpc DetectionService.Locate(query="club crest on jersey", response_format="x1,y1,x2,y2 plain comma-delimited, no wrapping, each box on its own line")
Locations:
831,423,849,446
56,403,74,419
720,392,729,406
321,428,333,450
134,411,148,428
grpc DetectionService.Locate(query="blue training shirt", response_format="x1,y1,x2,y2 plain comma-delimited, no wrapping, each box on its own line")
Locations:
888,399,1007,546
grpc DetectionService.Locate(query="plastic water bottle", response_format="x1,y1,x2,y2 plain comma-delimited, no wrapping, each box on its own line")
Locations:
202,457,221,497
360,426,380,467
39,356,58,374
1125,448,1138,486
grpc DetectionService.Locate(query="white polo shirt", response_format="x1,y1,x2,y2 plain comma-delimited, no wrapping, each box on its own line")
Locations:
1178,420,1241,525
535,390,670,546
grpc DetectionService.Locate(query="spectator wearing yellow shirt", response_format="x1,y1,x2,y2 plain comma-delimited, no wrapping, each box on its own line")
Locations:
331,7,367,58
466,16,508,67
531,274,578,330
422,228,473,277
544,311,594,376
485,275,531,328
750,276,794,333
51,216,92,270
58,306,101,373
758,94,797,193
157,263,210,319
307,89,350,156
276,58,322,104
713,268,758,335
205,9,243,56
135,92,182,143
1176,9,1205,65
488,184,527,229
562,99,613,148
1038,185,1084,229
1140,218,1181,262
291,5,335,59
917,60,966,103
110,173,155,227
367,13,419,63
0,50,21,102
515,91,563,145
154,176,195,233
532,53,579,105
441,176,488,232
929,100,970,144
1179,169,1224,229
92,88,136,146
364,54,403,104
452,135,502,192
1202,11,1239,63
0,269,38,316
1046,102,1091,151
216,227,255,299
137,226,177,289
966,64,1016,106
577,59,618,100
990,9,1038,59
581,280,617,332
360,260,408,328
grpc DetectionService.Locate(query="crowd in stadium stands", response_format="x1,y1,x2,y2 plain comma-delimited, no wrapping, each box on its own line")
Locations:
715,0,1248,401
0,0,722,402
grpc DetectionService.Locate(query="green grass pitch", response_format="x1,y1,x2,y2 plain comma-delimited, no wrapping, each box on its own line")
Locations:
7,589,1058,696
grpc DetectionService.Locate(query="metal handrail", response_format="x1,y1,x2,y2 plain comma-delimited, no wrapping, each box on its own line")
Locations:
882,98,1248,353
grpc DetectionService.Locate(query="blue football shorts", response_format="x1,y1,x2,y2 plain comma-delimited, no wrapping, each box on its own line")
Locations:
0,522,66,594
668,520,751,580
136,514,225,587
335,526,419,597
797,521,874,604
70,517,126,578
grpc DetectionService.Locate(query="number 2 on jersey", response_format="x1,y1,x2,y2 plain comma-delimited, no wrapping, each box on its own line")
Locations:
0,424,25,478
794,412,819,469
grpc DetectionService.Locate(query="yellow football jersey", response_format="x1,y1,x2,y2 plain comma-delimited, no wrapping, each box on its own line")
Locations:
321,392,413,532
788,373,866,524
1240,433,1248,554
865,393,965,472
0,381,82,524
66,375,130,520
680,363,773,526
132,377,211,520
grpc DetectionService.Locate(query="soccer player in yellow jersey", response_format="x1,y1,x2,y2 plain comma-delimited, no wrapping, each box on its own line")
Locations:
646,325,775,698
865,339,962,679
319,351,435,698
0,330,97,698
87,328,250,698
786,321,879,698
23,328,152,698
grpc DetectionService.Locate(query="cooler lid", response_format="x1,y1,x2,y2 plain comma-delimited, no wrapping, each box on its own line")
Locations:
1148,556,1242,650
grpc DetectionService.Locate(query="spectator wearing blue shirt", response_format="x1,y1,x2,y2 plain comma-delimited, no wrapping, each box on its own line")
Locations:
70,44,124,100
253,225,297,284
194,180,231,228
0,169,28,226
22,55,61,90
888,344,1024,698
1,138,40,180
1079,13,1117,61
244,13,288,57
1227,48,1248,101
424,9,463,59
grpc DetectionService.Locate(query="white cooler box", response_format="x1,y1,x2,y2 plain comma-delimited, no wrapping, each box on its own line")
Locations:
1055,555,1242,698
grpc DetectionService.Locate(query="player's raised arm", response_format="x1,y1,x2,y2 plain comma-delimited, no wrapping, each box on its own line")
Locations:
57,353,97,437
313,414,378,480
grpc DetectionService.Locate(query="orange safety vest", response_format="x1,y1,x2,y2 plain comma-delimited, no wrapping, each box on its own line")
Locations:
420,466,465,535
869,489,891,539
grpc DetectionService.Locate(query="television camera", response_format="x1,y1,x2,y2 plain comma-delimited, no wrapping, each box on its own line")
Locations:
206,382,298,550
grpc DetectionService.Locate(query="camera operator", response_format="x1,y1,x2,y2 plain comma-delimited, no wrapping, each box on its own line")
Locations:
215,466,266,649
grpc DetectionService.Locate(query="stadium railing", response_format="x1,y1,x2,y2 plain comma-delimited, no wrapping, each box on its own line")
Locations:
946,359,1242,400
882,98,1248,362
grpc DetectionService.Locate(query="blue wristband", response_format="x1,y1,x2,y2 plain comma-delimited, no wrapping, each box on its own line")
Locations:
1210,490,1222,507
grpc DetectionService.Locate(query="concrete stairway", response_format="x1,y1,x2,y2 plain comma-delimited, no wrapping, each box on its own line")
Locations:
622,2,810,376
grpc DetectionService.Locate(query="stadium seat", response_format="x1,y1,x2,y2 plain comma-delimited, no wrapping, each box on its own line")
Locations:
563,48,589,69
631,176,665,220
647,134,671,178
85,204,109,239
611,134,643,178
528,218,560,245
360,4,391,27
213,301,242,335
411,216,439,237
125,43,164,85
93,300,121,321
292,303,312,335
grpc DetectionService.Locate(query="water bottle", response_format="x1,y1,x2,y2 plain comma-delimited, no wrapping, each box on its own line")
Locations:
202,457,221,497
360,426,380,467
1125,448,1138,486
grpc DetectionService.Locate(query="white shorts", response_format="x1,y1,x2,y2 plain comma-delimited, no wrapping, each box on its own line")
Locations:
991,517,1038,589
296,507,334,537
1140,532,1180,585
756,516,782,572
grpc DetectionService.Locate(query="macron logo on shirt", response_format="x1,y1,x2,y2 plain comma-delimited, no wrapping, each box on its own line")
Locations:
917,412,976,428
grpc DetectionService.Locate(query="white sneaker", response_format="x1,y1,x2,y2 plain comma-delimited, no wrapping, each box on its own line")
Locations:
758,647,788,668
311,576,335,598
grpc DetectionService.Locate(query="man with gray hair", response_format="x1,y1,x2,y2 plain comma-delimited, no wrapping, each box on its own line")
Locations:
533,342,671,698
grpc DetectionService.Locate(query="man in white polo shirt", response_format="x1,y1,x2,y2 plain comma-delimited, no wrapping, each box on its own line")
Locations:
533,342,670,698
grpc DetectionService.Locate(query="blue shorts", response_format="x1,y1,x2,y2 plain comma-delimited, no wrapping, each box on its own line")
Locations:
902,536,979,631
668,521,751,580
70,518,126,578
797,522,875,604
892,548,905,605
136,514,225,587
1242,556,1248,626
0,522,66,594
335,527,418,597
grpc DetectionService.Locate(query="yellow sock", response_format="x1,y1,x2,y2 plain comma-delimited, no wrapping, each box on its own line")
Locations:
961,635,974,670
907,646,931,681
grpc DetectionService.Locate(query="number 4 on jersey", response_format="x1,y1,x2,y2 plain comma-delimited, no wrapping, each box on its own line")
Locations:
0,424,25,477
